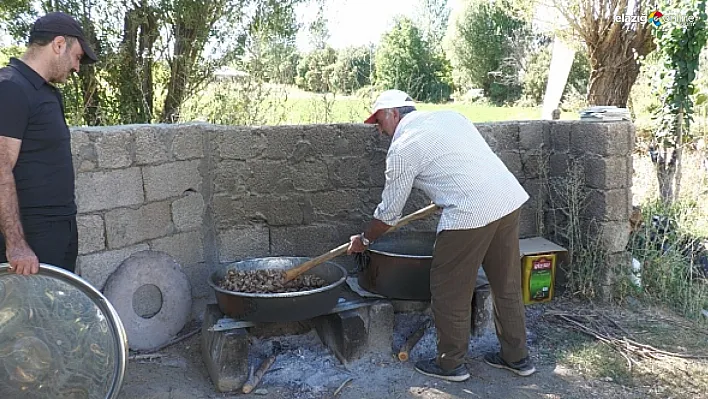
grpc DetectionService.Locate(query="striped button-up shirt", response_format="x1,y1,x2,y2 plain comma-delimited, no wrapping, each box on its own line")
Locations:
373,110,529,232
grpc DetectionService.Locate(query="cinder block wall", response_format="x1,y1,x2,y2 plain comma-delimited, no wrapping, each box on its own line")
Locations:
71,120,633,314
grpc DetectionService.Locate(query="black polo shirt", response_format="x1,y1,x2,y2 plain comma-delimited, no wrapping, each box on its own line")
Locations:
0,58,76,220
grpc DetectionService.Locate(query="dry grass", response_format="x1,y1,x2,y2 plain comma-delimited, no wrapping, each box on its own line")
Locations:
536,302,708,399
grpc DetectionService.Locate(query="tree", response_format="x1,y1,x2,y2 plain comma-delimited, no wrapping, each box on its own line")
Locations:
329,46,372,94
375,17,451,103
414,0,450,52
0,0,303,125
447,0,531,103
650,0,708,203
523,43,591,105
553,0,655,107
308,0,329,51
296,47,337,92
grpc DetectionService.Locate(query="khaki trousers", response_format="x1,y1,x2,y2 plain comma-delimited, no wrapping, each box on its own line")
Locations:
431,209,528,370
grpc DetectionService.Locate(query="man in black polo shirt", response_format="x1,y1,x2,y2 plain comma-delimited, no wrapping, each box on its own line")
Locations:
0,12,98,275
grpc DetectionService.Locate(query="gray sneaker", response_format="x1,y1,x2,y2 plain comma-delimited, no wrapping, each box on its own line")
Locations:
414,358,470,382
483,352,536,376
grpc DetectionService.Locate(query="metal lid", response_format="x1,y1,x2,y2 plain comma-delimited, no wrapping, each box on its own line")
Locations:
0,263,128,399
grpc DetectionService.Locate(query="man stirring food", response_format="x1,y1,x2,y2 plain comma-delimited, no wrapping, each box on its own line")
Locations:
347,90,536,381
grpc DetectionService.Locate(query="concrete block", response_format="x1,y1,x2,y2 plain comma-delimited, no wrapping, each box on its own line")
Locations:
315,309,368,364
497,151,523,179
585,189,631,221
71,130,98,172
549,153,570,178
549,121,572,153
172,192,205,231
135,126,171,165
243,195,303,226
77,244,150,290
476,124,496,148
261,126,305,160
519,122,545,151
212,126,266,160
327,156,372,188
367,148,388,187
571,122,633,156
520,152,546,179
182,262,213,307
519,205,540,238
270,224,349,257
242,160,294,194
150,231,204,265
212,194,246,230
94,131,133,169
290,159,331,192
217,226,270,263
105,201,173,248
76,168,144,213
367,302,395,354
213,160,247,194
201,304,249,393
471,287,494,337
309,190,368,222
143,160,202,202
172,124,204,160
597,221,631,253
584,155,630,190
306,125,347,156
77,214,105,255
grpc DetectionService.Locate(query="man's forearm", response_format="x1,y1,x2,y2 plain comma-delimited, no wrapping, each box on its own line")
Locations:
363,219,393,243
0,170,26,247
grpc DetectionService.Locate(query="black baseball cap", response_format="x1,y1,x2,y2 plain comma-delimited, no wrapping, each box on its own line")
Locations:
29,11,99,64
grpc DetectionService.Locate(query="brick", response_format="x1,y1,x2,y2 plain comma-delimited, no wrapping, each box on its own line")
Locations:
471,287,494,337
217,226,270,263
71,130,98,172
201,304,249,393
270,224,350,257
212,126,266,160
172,192,205,231
77,214,105,255
77,244,150,290
328,156,372,188
306,125,347,156
309,190,368,222
150,231,204,265
367,148,388,187
585,189,631,221
520,152,546,179
519,205,539,238
315,309,368,363
290,159,331,191
105,201,173,248
213,160,248,194
549,153,570,178
172,124,204,160
135,125,171,165
243,195,303,225
597,221,631,253
497,151,523,179
549,121,572,153
243,160,294,195
571,122,633,156
76,168,144,212
519,122,546,150
93,130,134,169
211,194,246,230
143,160,202,201
261,126,305,160
366,302,395,354
584,155,630,190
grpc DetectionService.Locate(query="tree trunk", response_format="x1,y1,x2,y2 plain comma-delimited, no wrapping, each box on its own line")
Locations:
586,54,641,107
161,22,197,123
673,108,684,201
78,19,103,125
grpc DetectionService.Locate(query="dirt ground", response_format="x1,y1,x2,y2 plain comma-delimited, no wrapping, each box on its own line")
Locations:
117,300,708,399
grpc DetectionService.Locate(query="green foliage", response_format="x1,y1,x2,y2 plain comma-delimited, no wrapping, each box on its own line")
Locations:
329,46,372,94
0,45,23,66
627,199,708,319
296,47,337,93
374,17,452,103
653,0,708,149
522,43,591,106
449,0,531,104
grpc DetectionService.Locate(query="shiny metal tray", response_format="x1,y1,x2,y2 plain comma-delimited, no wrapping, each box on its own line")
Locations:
0,263,128,398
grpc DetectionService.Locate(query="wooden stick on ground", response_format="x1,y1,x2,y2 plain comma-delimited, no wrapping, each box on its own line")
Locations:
398,320,430,362
242,354,277,394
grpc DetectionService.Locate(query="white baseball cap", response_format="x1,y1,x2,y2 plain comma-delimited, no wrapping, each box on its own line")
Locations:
364,89,416,124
